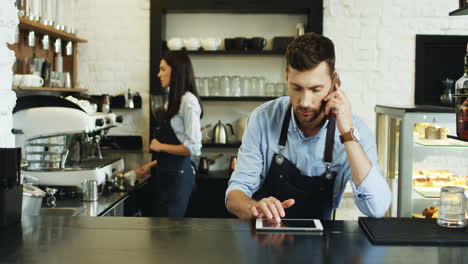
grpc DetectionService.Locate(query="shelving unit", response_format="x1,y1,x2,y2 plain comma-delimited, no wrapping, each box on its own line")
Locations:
201,96,278,101
186,50,284,55
12,86,87,93
18,17,87,43
151,0,323,95
9,16,88,93
414,138,468,147
202,143,241,148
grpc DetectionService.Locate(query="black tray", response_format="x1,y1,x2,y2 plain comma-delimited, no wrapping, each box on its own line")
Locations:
359,217,468,245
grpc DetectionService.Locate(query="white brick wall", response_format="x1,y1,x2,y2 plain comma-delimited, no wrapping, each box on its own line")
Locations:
68,0,151,147
324,0,468,128
69,0,468,145
0,0,19,148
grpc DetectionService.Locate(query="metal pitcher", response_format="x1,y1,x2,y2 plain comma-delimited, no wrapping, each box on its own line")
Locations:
212,120,234,144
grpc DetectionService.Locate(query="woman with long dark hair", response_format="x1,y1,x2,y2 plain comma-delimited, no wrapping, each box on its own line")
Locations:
136,51,202,217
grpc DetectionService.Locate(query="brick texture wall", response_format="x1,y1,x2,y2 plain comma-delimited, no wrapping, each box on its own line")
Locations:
324,0,468,127
0,0,19,148
72,0,467,142
3,1,467,148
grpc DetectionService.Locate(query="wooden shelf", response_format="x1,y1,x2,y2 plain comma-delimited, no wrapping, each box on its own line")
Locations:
186,50,284,55
449,5,468,16
201,96,278,101
13,86,88,93
18,17,87,43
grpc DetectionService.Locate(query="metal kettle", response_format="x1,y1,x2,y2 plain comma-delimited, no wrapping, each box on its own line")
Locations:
198,154,224,175
212,120,234,144
229,156,237,175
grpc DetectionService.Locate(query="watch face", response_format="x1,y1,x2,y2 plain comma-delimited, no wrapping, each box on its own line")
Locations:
352,128,360,141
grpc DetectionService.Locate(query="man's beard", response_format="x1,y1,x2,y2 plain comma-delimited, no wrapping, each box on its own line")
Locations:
294,103,326,129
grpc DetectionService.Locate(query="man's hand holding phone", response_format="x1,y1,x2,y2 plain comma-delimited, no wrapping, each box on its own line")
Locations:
323,73,353,134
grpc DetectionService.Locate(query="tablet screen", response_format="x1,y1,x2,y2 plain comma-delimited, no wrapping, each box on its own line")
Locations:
262,219,317,228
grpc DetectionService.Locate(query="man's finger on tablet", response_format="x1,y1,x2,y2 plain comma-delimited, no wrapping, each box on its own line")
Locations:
258,201,273,219
267,202,281,223
250,205,259,217
282,199,295,208
273,199,285,218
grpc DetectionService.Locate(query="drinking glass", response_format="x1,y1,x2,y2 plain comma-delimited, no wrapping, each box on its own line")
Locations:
220,76,230,97
265,82,276,97
437,186,466,228
208,77,219,96
230,76,241,97
275,83,287,96
212,76,221,95
241,77,251,96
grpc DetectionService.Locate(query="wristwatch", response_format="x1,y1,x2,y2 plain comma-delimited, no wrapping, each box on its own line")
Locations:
339,128,360,144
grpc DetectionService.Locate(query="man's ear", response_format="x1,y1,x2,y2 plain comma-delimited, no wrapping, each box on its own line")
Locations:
285,66,289,82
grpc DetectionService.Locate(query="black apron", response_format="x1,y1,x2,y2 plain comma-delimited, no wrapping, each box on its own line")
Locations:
143,119,195,217
252,105,337,220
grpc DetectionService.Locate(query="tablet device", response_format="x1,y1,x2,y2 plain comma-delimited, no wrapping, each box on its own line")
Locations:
256,218,323,232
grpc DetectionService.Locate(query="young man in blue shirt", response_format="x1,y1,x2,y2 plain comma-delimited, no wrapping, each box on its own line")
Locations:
226,33,391,222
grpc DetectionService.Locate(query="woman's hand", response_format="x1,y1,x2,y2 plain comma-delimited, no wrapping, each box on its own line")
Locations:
150,138,165,152
135,164,151,181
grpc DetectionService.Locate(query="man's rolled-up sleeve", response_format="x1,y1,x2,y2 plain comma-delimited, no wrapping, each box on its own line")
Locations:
225,111,265,204
347,118,392,218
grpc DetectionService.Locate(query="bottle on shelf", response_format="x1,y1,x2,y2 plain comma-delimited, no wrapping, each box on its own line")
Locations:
455,43,468,139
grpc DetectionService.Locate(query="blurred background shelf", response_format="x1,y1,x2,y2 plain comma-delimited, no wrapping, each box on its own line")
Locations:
414,138,468,147
447,135,468,143
19,17,87,43
186,50,284,55
202,143,241,148
201,96,277,101
12,86,87,93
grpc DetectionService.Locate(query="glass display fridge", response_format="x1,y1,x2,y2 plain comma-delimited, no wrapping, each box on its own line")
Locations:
375,105,468,217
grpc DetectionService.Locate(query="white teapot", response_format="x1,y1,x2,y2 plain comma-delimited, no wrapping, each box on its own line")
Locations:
167,38,183,50
201,38,222,51
183,38,200,51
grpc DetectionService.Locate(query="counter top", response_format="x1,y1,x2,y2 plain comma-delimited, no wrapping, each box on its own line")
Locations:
1,217,465,263
51,190,130,216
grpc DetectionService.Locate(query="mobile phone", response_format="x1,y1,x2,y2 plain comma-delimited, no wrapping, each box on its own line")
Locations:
321,72,341,118
256,218,324,232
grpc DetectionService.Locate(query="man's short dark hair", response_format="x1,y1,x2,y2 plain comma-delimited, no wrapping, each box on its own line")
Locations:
285,33,335,74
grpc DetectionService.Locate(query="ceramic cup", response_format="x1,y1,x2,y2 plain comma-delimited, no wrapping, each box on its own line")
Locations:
13,74,44,87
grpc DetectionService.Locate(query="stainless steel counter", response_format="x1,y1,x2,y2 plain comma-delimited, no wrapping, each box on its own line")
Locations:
39,151,150,217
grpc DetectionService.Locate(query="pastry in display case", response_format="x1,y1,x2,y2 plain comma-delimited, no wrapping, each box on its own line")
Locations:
376,105,468,217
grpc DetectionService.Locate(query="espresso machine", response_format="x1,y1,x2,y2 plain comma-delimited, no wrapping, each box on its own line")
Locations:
12,96,125,189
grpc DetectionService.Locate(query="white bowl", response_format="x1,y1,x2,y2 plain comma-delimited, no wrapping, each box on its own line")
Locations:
201,38,221,51
167,38,183,50
184,38,200,51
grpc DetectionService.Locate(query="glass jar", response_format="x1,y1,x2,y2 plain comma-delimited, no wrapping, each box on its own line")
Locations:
230,76,241,97
217,76,228,97
265,82,276,97
241,77,251,96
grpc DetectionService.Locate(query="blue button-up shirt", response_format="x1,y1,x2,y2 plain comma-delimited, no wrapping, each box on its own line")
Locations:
168,92,202,156
226,97,391,217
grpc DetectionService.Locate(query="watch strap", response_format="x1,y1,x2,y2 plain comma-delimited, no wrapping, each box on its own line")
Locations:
339,128,356,143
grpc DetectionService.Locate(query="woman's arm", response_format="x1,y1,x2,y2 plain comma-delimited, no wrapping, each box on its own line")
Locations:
150,139,190,156
135,160,158,179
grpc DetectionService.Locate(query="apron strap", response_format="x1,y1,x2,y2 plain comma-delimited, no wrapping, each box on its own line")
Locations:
323,119,336,164
278,104,292,149
277,104,336,164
